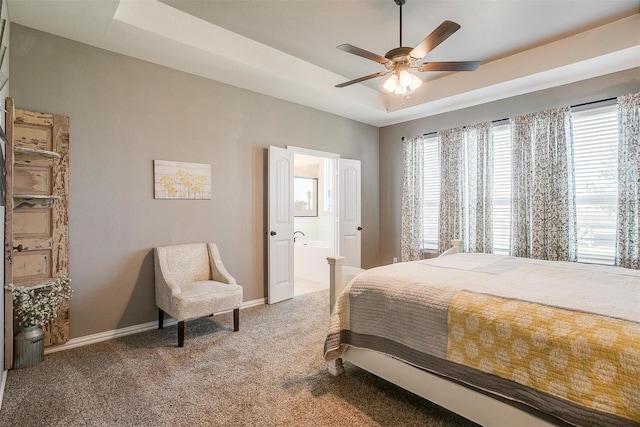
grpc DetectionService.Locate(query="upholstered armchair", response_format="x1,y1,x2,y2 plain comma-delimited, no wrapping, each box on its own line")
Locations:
154,243,243,347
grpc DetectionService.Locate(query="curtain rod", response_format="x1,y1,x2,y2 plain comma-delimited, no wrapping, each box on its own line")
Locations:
402,96,619,140
572,97,616,109
402,131,436,141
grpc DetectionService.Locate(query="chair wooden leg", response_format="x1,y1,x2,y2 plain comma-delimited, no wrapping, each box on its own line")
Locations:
178,321,185,347
233,308,239,332
158,308,164,329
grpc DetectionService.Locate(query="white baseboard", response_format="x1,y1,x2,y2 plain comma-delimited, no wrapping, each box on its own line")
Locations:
44,297,266,355
238,297,267,310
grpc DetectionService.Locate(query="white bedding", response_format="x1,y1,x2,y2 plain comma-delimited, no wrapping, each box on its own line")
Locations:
362,253,640,321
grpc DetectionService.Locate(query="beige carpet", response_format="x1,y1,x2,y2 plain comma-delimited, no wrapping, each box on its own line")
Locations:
0,290,478,426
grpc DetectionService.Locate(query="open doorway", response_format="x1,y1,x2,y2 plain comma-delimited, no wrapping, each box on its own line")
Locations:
267,145,360,304
291,152,336,297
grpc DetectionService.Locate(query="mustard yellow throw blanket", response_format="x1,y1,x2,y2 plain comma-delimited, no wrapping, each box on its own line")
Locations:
448,291,639,423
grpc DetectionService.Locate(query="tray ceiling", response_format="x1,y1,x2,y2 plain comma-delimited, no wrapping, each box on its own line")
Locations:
8,0,640,126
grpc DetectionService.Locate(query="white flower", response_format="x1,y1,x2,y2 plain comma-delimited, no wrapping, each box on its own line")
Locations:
5,275,73,327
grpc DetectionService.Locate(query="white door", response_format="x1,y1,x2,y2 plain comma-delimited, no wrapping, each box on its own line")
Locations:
268,146,294,304
338,158,361,268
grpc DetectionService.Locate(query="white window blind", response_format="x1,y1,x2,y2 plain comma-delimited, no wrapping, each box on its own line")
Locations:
571,104,618,265
492,123,511,255
422,135,440,250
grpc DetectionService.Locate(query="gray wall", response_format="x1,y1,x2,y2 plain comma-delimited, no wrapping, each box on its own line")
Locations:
10,24,380,339
379,68,640,265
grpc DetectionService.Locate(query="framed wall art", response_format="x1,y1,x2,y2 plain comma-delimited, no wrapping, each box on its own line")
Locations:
153,160,211,200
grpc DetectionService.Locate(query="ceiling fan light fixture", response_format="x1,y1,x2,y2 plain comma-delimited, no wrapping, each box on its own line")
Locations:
398,69,413,87
383,73,399,92
409,73,422,91
393,80,410,95
385,68,421,94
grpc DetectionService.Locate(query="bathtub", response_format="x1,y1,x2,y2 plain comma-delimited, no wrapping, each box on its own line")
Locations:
294,240,333,284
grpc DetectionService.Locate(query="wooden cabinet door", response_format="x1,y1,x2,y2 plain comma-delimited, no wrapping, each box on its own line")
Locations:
8,103,69,347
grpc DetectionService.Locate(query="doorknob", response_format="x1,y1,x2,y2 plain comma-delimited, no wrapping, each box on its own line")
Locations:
270,231,277,236
13,244,23,252
357,227,363,231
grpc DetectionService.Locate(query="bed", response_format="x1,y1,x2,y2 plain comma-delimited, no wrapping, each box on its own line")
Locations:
324,242,640,427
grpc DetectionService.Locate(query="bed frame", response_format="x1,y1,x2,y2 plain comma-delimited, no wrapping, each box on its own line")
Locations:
326,240,557,427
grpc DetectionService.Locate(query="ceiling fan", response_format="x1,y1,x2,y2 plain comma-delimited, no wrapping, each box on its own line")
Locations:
335,0,480,95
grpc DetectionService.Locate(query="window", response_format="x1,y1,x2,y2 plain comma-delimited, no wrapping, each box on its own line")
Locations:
492,123,511,255
422,135,440,250
572,104,618,265
420,102,620,265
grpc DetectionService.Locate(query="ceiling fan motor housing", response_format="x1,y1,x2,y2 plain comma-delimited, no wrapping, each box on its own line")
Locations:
384,47,417,70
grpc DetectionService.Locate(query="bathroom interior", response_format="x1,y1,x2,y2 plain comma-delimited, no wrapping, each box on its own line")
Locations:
293,153,335,296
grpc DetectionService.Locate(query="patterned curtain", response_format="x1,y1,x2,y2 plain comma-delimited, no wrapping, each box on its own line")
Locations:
438,127,464,253
616,92,640,269
510,107,577,261
401,136,424,261
465,122,493,253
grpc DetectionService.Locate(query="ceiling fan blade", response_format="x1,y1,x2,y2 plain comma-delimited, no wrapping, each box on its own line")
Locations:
337,44,389,65
418,61,481,72
409,20,461,60
335,71,389,88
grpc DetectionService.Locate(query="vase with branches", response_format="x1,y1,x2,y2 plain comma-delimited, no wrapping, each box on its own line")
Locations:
5,275,72,368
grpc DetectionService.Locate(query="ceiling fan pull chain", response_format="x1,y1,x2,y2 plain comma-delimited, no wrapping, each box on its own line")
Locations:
400,93,408,107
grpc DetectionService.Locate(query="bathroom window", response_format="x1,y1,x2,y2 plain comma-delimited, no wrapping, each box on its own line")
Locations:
294,177,318,217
